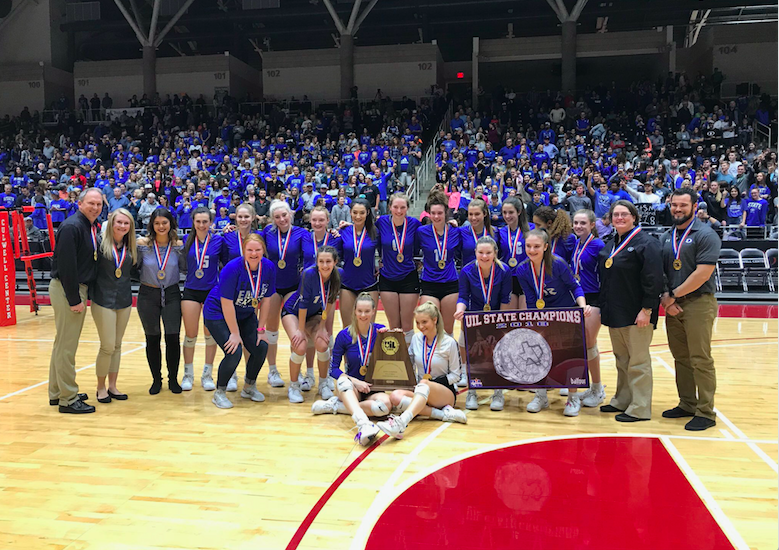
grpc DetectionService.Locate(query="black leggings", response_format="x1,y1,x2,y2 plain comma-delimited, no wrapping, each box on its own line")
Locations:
137,285,182,381
204,314,269,389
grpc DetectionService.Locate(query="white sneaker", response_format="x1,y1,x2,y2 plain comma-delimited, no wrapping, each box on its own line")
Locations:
299,373,314,392
240,384,266,402
490,390,505,411
458,371,468,388
564,395,581,417
288,382,304,403
226,371,238,392
327,376,336,391
319,379,334,400
377,415,406,439
312,396,340,415
581,385,606,408
441,405,467,424
201,366,216,391
527,390,549,413
355,422,381,446
465,390,479,410
212,389,233,409
181,365,194,391
559,388,569,396
267,369,285,388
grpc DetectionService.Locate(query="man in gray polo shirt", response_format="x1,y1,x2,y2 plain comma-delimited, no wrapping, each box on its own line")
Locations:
660,188,721,431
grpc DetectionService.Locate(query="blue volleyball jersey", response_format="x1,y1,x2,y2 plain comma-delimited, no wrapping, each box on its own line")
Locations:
515,257,583,309
569,235,605,294
184,233,224,290
416,224,460,283
496,224,533,275
550,233,577,263
263,225,315,289
282,266,341,316
203,257,276,321
219,230,261,264
310,231,343,264
340,226,379,290
457,260,513,311
458,225,492,267
329,323,385,379
376,216,420,280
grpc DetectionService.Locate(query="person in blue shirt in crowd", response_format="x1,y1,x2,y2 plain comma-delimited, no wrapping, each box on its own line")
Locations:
214,207,231,230
203,233,274,409
0,182,17,209
176,194,194,231
311,293,391,447
280,246,340,404
741,187,769,227
515,228,591,417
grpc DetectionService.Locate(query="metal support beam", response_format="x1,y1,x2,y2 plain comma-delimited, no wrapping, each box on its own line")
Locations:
170,42,186,56
321,0,346,35
249,38,263,59
553,0,569,20
569,0,588,22
352,0,379,34
128,0,148,40
148,0,161,44
547,0,588,22
113,0,150,45
345,0,362,34
153,0,196,46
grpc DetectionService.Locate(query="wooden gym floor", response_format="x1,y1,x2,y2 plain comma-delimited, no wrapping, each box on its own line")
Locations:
0,306,776,550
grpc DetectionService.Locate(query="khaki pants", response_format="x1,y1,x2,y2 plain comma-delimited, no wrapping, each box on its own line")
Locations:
48,278,88,405
608,324,654,419
664,293,718,421
91,303,132,378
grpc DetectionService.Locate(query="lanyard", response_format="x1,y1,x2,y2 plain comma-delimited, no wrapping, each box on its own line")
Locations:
422,335,437,379
531,260,546,309
244,259,262,307
357,324,374,366
194,233,210,272
572,234,594,279
671,222,694,270
319,271,329,320
605,226,641,268
391,218,407,257
433,224,449,266
478,262,495,311
153,241,172,277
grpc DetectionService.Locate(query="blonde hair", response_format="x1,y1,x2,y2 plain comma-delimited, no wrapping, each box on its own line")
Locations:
100,208,138,265
269,199,293,228
389,192,410,209
235,203,259,230
242,232,266,256
414,301,445,342
348,292,376,344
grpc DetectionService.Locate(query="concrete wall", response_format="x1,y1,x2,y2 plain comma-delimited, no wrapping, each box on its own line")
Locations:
262,43,440,101
74,60,144,107
229,56,262,100
711,23,777,96
0,63,74,116
0,0,69,71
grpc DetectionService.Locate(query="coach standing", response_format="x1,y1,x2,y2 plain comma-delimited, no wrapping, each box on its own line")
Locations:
598,200,663,422
660,189,721,431
48,188,103,414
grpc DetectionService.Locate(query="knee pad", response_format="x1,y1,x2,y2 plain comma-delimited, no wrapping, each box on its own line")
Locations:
337,376,354,393
316,349,330,361
267,331,279,345
404,330,414,346
394,395,412,414
587,345,599,360
414,383,430,400
204,334,216,347
370,400,389,416
183,336,197,349
290,351,305,364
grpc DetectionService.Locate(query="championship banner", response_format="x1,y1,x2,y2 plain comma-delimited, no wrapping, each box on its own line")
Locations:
463,308,587,389
0,212,16,326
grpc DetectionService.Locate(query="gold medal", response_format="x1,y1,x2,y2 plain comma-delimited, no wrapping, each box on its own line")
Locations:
353,257,362,267
508,258,517,267
322,310,327,321
359,366,368,376
114,268,122,278
423,374,433,380
277,259,286,269
483,304,491,311
94,251,98,261
195,269,204,279
673,259,682,271
536,299,545,309
251,298,259,308
604,258,613,269
438,259,446,270
157,270,166,280
397,254,404,263
574,274,580,282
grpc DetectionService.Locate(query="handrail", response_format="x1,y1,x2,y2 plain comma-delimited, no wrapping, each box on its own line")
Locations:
411,101,452,208
753,119,774,150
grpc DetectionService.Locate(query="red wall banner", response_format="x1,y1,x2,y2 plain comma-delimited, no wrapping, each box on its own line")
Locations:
0,212,16,326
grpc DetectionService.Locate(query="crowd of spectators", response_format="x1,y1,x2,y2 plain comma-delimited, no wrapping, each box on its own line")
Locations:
433,72,777,240
0,90,448,237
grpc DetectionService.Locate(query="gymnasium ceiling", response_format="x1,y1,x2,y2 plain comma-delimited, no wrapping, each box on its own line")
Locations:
64,0,778,65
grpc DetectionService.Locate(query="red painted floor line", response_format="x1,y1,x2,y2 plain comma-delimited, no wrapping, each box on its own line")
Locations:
285,434,389,550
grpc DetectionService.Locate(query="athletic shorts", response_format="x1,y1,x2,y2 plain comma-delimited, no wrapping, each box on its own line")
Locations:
182,287,210,304
584,292,600,307
512,276,525,296
341,282,380,295
276,284,298,298
432,374,458,400
420,280,459,301
378,270,420,294
281,307,322,321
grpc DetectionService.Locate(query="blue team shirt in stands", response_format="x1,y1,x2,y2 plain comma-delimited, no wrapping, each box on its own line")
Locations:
742,199,768,226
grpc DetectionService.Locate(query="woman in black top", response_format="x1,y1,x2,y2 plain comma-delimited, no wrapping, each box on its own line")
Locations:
90,208,137,403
